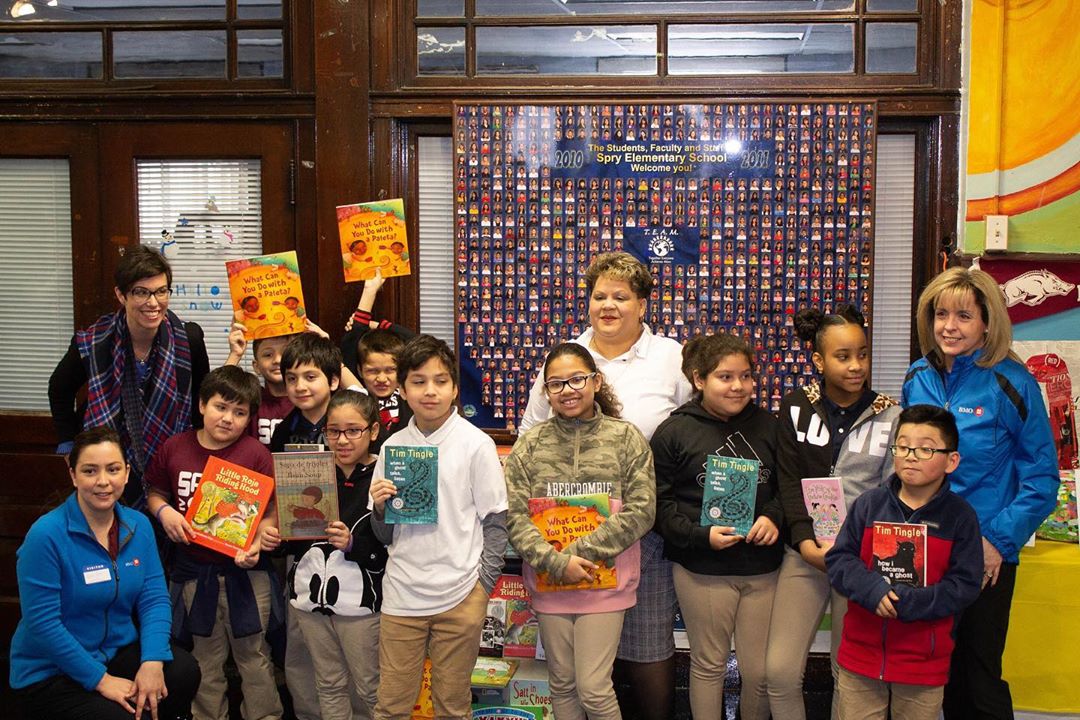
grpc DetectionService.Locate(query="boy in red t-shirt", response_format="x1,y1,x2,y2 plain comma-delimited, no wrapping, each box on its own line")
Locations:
145,364,283,720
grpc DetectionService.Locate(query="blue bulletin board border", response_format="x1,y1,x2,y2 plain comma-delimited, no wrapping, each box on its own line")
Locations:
453,101,878,432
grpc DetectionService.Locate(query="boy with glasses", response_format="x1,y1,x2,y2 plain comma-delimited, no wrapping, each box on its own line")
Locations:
826,404,983,720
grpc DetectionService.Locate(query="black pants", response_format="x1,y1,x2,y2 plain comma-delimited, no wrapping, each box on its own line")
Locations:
943,562,1017,720
15,641,201,720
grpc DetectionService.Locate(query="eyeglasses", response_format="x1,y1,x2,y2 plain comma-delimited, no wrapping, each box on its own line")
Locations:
889,444,953,460
127,286,172,303
325,427,370,440
543,372,596,394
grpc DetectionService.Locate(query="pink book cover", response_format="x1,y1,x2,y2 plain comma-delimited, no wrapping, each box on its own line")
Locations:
801,476,846,543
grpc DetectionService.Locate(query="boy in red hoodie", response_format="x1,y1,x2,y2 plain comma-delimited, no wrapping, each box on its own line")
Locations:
826,405,983,719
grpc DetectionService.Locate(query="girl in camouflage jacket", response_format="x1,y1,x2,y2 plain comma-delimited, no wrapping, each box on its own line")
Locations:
505,343,656,720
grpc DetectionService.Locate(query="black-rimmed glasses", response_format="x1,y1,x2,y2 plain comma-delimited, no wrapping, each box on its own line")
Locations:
543,372,597,394
325,427,370,440
128,286,172,303
889,444,953,460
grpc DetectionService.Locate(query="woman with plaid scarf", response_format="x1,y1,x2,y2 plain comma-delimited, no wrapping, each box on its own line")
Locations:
49,245,210,510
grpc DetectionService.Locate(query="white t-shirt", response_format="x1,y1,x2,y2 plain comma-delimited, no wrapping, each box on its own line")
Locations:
372,412,508,616
518,326,692,441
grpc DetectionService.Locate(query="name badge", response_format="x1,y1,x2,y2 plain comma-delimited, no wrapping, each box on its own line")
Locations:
83,567,112,585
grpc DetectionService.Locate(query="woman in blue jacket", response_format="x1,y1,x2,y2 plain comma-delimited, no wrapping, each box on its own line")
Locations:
902,266,1058,719
10,427,199,720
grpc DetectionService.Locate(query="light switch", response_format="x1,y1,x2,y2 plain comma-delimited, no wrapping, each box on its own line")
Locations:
985,215,1008,252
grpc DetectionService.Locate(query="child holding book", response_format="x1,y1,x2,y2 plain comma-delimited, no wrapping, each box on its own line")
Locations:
765,306,901,718
144,364,283,720
505,342,655,720
368,335,507,720
226,324,295,446
286,390,388,720
826,404,983,719
652,334,782,720
263,331,343,720
341,269,416,451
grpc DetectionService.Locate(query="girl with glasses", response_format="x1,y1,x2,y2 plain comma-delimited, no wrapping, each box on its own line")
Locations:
505,342,655,720
288,389,388,720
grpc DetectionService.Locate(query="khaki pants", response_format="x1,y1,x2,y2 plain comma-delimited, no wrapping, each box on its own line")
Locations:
293,610,381,720
536,610,625,720
182,571,282,720
764,547,847,720
285,600,322,720
837,667,944,720
374,582,488,720
672,564,777,720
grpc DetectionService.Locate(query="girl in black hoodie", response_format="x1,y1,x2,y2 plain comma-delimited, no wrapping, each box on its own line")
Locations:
652,334,782,720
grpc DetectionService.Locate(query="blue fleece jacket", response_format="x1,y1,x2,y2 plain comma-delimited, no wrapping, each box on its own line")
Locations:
9,493,173,691
826,476,983,686
902,350,1059,562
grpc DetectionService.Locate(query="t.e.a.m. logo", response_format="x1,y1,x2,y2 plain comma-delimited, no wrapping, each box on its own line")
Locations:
955,405,984,417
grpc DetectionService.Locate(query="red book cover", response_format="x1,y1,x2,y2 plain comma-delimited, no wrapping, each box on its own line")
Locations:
184,456,275,557
492,575,539,658
871,522,927,588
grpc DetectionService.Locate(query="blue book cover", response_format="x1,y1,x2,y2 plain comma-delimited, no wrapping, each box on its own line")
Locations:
384,445,439,524
700,455,759,536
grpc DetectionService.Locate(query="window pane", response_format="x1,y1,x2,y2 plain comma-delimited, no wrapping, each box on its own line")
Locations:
866,22,917,73
0,32,102,78
113,30,226,78
668,23,854,74
0,159,74,412
8,0,226,22
417,27,465,75
417,0,464,17
238,29,283,77
477,26,656,75
867,0,917,11
238,0,281,20
476,0,854,15
417,136,455,345
136,160,264,370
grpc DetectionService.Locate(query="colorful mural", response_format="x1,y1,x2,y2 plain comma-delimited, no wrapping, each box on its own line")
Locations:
964,0,1080,254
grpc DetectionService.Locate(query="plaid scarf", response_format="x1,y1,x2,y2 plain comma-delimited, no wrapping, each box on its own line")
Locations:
77,309,193,502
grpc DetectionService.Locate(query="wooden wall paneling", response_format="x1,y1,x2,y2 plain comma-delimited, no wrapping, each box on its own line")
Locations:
312,0,371,330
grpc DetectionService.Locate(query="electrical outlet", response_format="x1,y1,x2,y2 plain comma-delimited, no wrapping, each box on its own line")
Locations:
985,215,1008,252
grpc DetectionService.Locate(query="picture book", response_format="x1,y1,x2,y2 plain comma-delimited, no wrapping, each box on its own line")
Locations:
471,707,543,720
272,451,338,540
871,522,927,588
700,455,759,536
527,494,616,592
383,445,438,524
225,251,307,340
337,198,411,282
185,456,274,557
412,658,433,719
801,476,847,543
471,658,520,688
480,593,507,657
492,575,538,658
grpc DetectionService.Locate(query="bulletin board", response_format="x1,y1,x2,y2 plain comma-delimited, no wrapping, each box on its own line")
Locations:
454,102,878,432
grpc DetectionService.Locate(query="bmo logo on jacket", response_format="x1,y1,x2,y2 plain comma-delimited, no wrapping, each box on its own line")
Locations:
955,405,984,417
